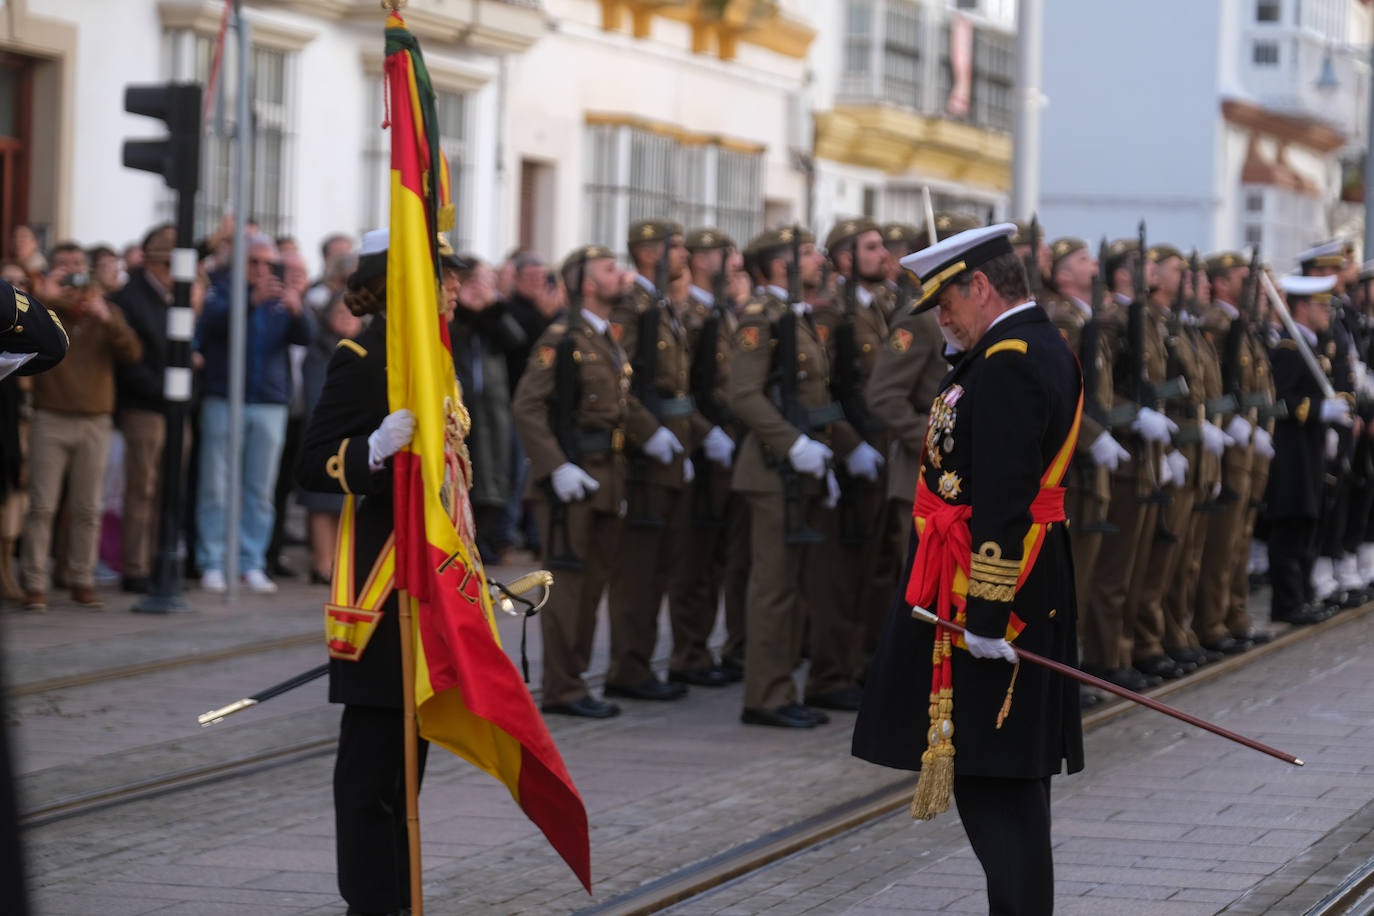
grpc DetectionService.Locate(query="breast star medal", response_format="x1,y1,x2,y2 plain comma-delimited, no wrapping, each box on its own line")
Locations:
937,470,963,500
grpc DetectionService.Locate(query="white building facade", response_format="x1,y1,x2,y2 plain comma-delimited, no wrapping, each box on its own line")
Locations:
1039,0,1372,268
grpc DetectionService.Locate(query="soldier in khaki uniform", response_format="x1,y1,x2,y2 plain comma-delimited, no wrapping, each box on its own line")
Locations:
730,227,861,727
881,222,923,314
606,220,706,701
511,246,664,717
1045,238,1128,630
1194,252,1276,651
1080,239,1175,690
667,227,744,685
809,219,892,708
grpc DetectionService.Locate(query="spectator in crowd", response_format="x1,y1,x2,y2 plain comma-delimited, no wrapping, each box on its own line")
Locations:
194,233,313,594
88,245,123,297
9,225,45,280
275,236,299,260
267,248,312,580
449,255,525,564
299,287,362,583
114,225,184,593
122,243,143,273
21,245,142,610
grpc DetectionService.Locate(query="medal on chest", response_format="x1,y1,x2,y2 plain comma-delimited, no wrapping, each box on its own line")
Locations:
925,384,964,469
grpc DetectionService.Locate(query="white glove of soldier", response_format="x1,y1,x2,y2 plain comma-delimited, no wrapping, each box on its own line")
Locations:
643,426,685,464
788,435,833,479
1210,480,1222,500
1132,407,1178,444
1321,397,1354,427
1252,427,1275,459
824,469,841,508
1165,449,1189,485
1225,414,1252,448
1158,451,1174,487
845,441,884,482
1327,428,1340,461
368,408,416,470
551,462,599,502
1089,431,1131,472
683,457,695,484
702,426,735,467
1201,422,1233,457
964,631,1018,663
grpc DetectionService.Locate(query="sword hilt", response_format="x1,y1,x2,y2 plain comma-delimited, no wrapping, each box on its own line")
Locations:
197,697,258,728
492,570,554,616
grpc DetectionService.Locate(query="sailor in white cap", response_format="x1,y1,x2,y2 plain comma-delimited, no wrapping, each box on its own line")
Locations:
854,223,1085,915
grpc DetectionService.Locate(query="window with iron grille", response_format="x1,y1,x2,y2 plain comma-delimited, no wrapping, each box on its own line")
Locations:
1256,0,1280,23
972,29,1015,132
363,84,469,248
584,123,763,255
1252,41,1279,66
882,2,923,107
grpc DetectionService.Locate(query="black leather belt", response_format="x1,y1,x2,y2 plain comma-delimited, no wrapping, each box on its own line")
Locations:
579,427,626,454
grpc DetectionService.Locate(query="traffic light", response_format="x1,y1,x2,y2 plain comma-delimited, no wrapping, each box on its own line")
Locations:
122,82,202,197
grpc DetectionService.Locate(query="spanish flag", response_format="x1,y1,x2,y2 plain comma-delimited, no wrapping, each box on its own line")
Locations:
382,12,592,891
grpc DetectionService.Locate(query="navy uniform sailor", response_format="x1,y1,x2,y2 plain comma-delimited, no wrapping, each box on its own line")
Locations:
854,223,1084,916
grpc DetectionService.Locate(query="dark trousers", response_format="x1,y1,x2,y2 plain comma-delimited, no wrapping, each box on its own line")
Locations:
953,775,1054,916
1268,517,1318,618
335,705,430,914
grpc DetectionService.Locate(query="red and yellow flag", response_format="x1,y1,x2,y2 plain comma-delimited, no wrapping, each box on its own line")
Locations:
382,12,591,891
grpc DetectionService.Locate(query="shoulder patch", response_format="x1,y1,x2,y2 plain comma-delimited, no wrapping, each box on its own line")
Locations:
535,345,556,369
985,339,1028,358
816,323,830,344
337,339,367,358
738,326,761,351
609,323,626,344
890,328,913,353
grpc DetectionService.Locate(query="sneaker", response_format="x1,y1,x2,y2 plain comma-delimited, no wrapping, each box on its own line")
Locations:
242,569,278,594
201,569,227,593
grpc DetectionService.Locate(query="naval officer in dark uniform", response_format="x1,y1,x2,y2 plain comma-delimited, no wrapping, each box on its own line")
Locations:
854,223,1084,916
294,230,427,916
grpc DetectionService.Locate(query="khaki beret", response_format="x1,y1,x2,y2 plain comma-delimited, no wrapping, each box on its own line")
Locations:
561,244,616,276
1146,244,1184,264
1204,251,1246,274
824,217,881,254
628,219,682,246
881,223,923,248
746,226,815,257
685,227,734,252
1049,237,1086,271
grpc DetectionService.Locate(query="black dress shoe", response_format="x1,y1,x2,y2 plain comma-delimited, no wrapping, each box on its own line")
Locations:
121,576,150,594
1166,646,1207,666
604,678,688,701
541,696,621,718
719,657,744,683
1201,635,1250,655
1233,628,1272,645
1135,655,1188,680
1342,588,1367,609
805,686,863,711
795,702,829,725
1091,666,1151,692
268,558,297,579
1079,686,1104,709
309,570,332,586
1274,604,1327,626
669,665,731,687
741,704,816,728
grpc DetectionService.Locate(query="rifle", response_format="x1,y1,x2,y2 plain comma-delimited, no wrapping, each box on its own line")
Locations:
1025,214,1042,299
688,256,732,528
626,238,670,529
1075,238,1118,534
542,258,589,569
831,253,877,547
1126,221,1171,504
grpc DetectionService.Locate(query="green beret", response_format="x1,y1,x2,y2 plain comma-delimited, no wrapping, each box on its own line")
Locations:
1049,237,1086,272
628,219,682,246
561,244,616,276
685,227,734,252
824,217,881,254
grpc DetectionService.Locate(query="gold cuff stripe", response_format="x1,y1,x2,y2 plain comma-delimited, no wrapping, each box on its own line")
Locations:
326,438,353,495
337,339,367,358
985,339,1028,358
969,569,1020,586
967,579,1016,602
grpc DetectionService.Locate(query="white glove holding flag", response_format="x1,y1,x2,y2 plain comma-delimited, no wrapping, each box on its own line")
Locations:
789,435,833,479
1089,431,1131,472
1252,427,1275,459
643,426,685,464
1225,415,1252,448
551,462,599,502
368,409,416,470
702,426,735,467
845,442,884,482
1132,407,1178,444
1201,422,1233,457
964,631,1017,663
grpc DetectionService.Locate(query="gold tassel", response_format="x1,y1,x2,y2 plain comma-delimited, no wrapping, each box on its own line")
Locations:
996,660,1020,730
910,687,955,820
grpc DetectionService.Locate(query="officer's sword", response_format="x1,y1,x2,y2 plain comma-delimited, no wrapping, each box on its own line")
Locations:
197,571,555,726
1260,271,1338,400
911,606,1303,767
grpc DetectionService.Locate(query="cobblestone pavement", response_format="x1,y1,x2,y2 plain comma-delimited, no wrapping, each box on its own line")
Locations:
9,551,1374,915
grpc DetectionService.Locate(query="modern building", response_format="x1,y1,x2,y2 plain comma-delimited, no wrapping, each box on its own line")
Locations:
1039,0,1373,268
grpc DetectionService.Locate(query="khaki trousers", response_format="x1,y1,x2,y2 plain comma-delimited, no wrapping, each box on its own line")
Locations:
809,478,887,695
1226,454,1271,635
534,498,624,705
21,410,112,591
1133,481,1194,661
1081,470,1153,671
119,408,166,579
607,482,689,686
1194,446,1253,645
721,497,750,663
1065,475,1108,623
1164,504,1207,652
667,468,739,672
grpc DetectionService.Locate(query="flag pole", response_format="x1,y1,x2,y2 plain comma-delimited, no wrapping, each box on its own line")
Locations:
398,587,423,914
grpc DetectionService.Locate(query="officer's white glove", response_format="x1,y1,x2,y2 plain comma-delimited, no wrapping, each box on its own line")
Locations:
1089,431,1131,472
683,457,695,484
368,408,416,470
551,462,599,502
845,441,884,482
702,426,735,468
643,426,685,464
1225,415,1252,448
964,631,1018,663
824,469,841,508
1165,449,1189,485
1321,397,1354,427
788,435,833,479
1201,422,1233,457
1252,427,1275,459
1327,428,1340,460
1132,407,1178,444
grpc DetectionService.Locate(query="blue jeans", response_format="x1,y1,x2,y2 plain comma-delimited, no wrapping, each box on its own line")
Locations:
196,397,288,574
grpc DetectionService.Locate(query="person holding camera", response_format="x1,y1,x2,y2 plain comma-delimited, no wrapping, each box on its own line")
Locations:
20,243,142,611
193,233,313,594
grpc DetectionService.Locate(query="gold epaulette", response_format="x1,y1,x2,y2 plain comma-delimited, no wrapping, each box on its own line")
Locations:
985,339,1028,358
337,339,367,358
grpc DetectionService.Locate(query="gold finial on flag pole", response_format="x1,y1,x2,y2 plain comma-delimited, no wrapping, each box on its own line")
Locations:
381,0,407,11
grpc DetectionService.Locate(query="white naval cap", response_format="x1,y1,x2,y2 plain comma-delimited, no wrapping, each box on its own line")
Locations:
899,222,1016,314
359,228,390,256
1279,274,1337,298
1294,239,1347,269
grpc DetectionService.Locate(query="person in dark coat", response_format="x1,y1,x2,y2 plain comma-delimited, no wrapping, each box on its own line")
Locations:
854,224,1084,916
293,229,426,916
1265,274,1351,626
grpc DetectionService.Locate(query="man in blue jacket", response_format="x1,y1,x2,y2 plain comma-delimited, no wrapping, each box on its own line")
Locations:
194,233,313,593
